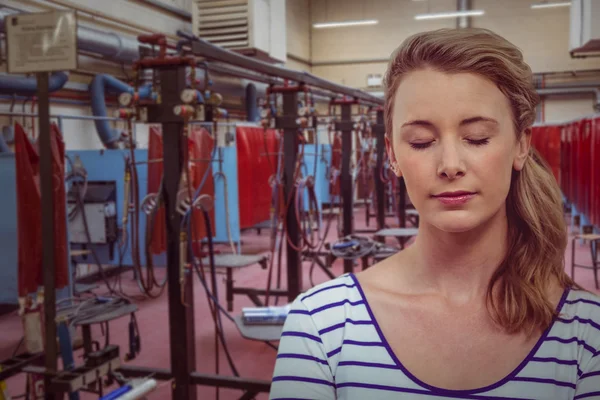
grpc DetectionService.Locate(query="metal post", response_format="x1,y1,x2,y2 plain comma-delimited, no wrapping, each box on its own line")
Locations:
373,109,385,231
282,91,302,302
155,67,196,400
398,177,407,228
38,72,57,400
340,103,354,274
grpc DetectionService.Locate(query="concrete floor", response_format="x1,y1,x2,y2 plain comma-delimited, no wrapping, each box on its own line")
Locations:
0,208,598,399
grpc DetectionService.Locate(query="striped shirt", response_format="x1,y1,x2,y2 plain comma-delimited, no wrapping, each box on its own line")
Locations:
270,273,600,399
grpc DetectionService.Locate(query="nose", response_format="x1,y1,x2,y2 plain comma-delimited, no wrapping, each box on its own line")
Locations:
436,140,466,180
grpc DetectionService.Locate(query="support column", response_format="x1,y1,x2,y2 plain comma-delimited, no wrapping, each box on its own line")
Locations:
339,103,354,274
155,66,196,400
373,109,386,231
281,91,302,301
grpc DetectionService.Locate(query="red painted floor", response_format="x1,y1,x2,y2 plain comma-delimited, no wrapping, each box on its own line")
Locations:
1,208,598,399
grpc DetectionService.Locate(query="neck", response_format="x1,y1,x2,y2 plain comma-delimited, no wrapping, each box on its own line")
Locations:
406,208,509,305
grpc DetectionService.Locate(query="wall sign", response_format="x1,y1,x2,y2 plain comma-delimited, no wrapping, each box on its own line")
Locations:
6,11,77,74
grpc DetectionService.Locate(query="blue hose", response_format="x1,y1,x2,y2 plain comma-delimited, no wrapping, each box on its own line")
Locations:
89,74,152,149
0,72,69,96
245,83,259,122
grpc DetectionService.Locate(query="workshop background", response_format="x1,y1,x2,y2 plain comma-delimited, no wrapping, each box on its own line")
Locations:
0,0,599,399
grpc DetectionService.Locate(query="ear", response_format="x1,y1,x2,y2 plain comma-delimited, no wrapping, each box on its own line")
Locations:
513,129,531,171
385,135,402,177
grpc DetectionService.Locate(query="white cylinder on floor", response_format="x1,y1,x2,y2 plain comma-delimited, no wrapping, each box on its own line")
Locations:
118,379,157,400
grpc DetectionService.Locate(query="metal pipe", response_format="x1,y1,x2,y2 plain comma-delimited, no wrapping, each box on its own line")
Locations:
136,0,191,20
537,87,600,111
539,81,600,89
0,72,69,96
457,0,472,29
185,32,383,105
0,111,128,121
89,74,152,148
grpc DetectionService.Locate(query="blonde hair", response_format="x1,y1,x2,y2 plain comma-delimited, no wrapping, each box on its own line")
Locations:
384,28,576,335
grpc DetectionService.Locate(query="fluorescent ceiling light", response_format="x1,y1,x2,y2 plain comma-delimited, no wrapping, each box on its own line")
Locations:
531,1,571,9
414,10,485,20
313,19,379,29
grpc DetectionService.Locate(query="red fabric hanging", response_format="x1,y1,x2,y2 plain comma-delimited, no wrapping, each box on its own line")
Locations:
188,125,216,240
15,123,43,297
50,123,69,291
329,134,342,198
147,126,166,255
15,123,68,297
147,125,215,254
236,126,280,229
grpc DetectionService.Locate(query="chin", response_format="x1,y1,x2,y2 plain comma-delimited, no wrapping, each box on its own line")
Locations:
426,210,483,233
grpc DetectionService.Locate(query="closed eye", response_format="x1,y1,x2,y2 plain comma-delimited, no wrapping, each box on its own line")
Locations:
467,138,490,146
409,142,433,150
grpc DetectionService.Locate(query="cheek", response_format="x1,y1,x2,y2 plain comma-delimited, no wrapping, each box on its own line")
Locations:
395,149,431,200
478,148,515,194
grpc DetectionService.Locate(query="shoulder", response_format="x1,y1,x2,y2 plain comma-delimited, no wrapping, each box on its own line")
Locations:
296,273,362,310
554,288,600,358
560,288,600,322
286,273,371,337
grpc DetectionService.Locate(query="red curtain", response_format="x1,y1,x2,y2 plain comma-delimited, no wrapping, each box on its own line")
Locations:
15,123,68,297
147,125,215,254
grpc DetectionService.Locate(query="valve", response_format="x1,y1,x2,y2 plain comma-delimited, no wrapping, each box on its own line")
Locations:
119,92,133,107
115,108,136,119
206,92,223,107
174,105,195,117
180,89,197,104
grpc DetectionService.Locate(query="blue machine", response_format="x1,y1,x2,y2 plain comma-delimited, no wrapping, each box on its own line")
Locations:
0,126,333,305
65,142,242,266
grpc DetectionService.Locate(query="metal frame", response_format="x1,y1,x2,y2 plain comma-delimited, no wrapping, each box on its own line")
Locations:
372,108,386,231
30,30,383,399
334,101,356,274
281,90,303,301
37,71,59,400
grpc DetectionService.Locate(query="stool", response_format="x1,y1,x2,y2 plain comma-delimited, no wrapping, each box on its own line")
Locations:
571,234,600,289
374,227,419,249
200,254,269,311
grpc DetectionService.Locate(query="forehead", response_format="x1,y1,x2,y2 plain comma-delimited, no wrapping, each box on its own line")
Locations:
393,69,512,126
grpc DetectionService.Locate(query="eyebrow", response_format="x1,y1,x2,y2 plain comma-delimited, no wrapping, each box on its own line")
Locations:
401,116,499,128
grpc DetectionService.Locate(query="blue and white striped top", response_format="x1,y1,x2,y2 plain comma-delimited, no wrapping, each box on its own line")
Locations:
270,274,600,399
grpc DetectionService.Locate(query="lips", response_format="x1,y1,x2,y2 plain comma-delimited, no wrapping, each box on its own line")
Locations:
433,191,476,198
433,191,477,206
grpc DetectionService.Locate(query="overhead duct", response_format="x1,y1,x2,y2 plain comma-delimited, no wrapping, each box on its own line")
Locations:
0,8,269,114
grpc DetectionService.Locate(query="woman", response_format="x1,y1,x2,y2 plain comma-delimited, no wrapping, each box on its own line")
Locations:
270,28,600,399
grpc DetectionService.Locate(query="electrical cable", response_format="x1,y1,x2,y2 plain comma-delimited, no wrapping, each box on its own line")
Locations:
12,336,24,357
66,156,118,295
124,122,167,299
185,203,240,380
329,235,379,260
173,123,239,394
264,134,284,307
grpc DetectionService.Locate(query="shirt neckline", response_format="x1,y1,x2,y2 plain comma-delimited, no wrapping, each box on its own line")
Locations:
348,272,571,395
